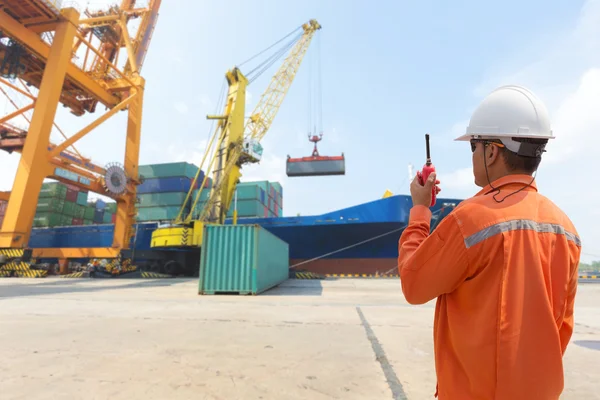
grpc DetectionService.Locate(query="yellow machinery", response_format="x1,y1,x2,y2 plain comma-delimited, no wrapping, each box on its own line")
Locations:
0,0,161,267
150,19,322,250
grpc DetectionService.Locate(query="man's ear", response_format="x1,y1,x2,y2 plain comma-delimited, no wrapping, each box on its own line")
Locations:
485,145,501,167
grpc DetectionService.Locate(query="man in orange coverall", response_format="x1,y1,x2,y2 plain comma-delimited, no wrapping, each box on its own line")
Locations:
397,85,581,399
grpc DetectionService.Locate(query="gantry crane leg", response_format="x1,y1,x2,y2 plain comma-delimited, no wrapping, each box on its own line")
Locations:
113,78,144,250
0,8,80,250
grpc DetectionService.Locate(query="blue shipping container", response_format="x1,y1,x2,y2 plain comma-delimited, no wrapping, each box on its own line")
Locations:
95,199,106,210
138,175,203,194
93,209,104,224
28,222,158,250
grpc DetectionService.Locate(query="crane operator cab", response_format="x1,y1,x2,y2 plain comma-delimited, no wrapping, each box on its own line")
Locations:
286,133,345,177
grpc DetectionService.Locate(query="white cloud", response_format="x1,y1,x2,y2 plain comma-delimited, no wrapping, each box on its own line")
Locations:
437,167,477,198
173,101,189,114
445,0,600,262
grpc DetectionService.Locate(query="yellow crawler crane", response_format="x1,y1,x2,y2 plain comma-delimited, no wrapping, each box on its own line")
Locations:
150,20,321,253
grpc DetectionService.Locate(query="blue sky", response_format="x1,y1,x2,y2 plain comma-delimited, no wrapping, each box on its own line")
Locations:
1,0,599,261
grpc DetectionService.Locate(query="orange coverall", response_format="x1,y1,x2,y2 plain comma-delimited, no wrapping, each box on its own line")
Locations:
398,174,581,399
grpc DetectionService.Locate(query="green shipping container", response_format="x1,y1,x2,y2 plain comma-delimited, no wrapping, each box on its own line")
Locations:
198,224,289,295
103,212,113,223
105,202,117,213
228,199,265,218
83,219,93,225
76,191,88,206
192,199,264,219
137,192,189,207
191,189,210,203
238,180,269,193
36,198,65,213
33,212,62,227
84,206,95,220
60,214,72,226
234,185,261,201
138,162,199,179
39,182,67,199
62,201,76,217
136,206,186,221
74,204,85,219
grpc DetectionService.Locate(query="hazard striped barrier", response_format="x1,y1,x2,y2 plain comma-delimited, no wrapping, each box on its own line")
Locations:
325,273,399,279
0,248,24,258
60,272,85,278
141,271,174,279
293,272,325,280
1,262,31,271
14,270,47,278
0,270,12,277
579,275,598,280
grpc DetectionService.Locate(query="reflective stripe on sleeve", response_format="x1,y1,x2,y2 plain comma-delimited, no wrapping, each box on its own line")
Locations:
464,220,582,248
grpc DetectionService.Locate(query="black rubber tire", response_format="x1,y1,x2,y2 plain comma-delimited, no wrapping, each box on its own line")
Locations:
163,260,181,276
149,262,161,273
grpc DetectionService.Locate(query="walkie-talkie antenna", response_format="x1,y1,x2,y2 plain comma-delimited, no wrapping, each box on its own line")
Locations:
425,133,431,166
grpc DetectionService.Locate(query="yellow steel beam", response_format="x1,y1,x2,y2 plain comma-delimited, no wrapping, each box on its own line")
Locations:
0,8,79,248
118,14,138,74
48,92,137,159
0,103,34,124
32,248,121,259
27,21,58,33
113,77,144,249
74,31,139,88
79,15,119,26
0,78,36,100
0,8,120,108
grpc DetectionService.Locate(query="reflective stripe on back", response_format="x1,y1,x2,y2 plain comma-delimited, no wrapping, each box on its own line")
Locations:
464,219,582,249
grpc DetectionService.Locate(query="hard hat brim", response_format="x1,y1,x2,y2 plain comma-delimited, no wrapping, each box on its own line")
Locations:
454,131,555,142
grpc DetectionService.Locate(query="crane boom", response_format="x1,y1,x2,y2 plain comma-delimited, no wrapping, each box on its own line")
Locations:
246,19,321,143
150,19,321,250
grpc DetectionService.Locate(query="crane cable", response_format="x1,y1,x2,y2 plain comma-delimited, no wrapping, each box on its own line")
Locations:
289,205,454,269
246,32,303,84
307,32,322,137
237,25,303,68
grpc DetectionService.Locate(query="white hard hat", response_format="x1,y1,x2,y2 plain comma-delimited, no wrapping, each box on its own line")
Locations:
455,85,554,154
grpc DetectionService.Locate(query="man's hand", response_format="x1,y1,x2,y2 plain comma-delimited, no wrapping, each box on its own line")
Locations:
410,172,441,208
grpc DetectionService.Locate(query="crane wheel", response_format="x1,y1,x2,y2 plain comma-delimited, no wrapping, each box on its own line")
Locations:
149,262,162,273
164,260,181,276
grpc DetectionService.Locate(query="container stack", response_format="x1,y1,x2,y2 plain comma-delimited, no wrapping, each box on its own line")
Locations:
191,180,283,219
87,199,117,225
136,162,207,222
33,182,91,228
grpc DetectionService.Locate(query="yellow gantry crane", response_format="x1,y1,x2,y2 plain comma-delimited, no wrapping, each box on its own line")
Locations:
150,19,322,251
0,0,161,268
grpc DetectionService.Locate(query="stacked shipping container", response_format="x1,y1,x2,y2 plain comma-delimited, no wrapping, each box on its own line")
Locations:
87,199,117,225
33,182,99,228
136,162,208,222
192,180,283,219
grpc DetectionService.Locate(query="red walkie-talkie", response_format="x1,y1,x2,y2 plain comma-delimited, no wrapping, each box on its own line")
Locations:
416,133,436,207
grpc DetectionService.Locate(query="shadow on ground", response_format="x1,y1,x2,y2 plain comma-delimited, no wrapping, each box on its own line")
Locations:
574,340,600,351
0,278,193,300
260,280,324,296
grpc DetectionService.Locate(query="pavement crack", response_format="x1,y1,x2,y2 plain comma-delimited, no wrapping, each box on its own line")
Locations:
356,306,408,400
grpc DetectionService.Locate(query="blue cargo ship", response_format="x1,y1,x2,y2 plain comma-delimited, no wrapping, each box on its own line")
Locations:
28,194,462,275
230,194,462,275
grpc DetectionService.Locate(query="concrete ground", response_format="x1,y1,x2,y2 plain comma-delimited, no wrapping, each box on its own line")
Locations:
0,278,598,400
